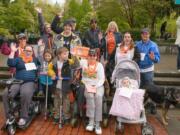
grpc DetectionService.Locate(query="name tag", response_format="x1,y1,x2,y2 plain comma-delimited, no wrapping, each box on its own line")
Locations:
118,87,133,98
25,63,37,71
86,85,96,93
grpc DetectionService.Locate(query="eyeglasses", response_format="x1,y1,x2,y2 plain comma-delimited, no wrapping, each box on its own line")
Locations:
24,50,32,52
89,55,96,57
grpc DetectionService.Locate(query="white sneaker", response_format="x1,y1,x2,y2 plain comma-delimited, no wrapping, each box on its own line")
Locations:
18,118,26,126
95,125,102,134
86,123,94,131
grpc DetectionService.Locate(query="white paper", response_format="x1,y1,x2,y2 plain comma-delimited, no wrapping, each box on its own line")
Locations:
140,53,145,61
118,87,133,98
25,63,37,71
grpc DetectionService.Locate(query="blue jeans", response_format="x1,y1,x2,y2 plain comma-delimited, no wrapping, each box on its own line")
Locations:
177,46,180,69
140,71,154,88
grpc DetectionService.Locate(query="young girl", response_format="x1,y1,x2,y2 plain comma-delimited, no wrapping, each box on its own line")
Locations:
80,49,105,135
38,49,55,116
39,49,56,94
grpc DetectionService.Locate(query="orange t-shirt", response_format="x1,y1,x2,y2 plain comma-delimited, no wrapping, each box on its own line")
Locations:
107,32,116,55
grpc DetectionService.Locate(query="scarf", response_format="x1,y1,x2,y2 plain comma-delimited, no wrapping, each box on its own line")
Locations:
83,61,97,78
107,32,116,55
20,53,33,63
120,44,130,53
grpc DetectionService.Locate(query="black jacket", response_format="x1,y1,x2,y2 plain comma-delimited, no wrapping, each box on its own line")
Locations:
82,28,102,49
51,15,63,34
53,60,72,93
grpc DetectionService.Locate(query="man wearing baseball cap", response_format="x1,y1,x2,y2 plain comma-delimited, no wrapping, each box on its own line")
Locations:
135,28,160,88
53,19,81,56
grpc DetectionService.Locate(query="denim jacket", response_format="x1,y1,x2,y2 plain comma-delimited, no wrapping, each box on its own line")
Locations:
135,40,160,70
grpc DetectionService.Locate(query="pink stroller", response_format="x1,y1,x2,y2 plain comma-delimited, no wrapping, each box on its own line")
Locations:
110,59,154,135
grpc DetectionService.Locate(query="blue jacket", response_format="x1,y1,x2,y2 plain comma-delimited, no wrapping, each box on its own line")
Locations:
135,40,160,70
7,57,39,82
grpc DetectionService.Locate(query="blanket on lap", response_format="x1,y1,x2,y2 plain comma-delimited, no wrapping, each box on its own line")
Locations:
110,88,145,120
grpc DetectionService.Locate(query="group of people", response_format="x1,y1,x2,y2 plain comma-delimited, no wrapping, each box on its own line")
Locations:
0,7,160,135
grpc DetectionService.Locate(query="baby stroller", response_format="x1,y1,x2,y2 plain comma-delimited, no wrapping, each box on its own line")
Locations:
110,59,154,135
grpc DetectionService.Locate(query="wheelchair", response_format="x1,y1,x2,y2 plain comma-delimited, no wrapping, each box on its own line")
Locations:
69,68,110,128
0,78,41,135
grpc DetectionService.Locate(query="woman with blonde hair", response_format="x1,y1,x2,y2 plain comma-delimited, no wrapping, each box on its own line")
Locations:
102,21,122,64
102,21,122,96
105,21,119,33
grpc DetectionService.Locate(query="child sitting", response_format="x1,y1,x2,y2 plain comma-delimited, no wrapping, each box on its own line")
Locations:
80,49,105,135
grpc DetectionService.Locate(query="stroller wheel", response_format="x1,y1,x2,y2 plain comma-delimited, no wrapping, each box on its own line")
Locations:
102,118,108,128
115,121,124,134
7,125,16,135
141,123,154,135
34,102,41,114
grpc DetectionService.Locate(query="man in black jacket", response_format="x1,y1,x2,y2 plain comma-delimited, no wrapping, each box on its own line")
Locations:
83,19,102,49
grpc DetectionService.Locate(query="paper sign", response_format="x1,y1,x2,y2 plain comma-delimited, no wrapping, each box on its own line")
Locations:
86,85,96,93
118,87,133,98
25,63,37,71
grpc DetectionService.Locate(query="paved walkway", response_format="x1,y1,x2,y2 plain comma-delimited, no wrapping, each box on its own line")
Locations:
155,54,177,72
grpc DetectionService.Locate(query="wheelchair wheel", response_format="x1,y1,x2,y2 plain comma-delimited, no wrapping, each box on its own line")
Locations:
141,123,154,135
7,125,16,135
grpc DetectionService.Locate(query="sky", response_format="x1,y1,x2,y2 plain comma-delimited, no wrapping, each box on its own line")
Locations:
48,0,65,5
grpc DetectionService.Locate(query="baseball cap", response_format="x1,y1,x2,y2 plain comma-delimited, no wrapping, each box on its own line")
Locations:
141,28,150,34
63,20,72,27
18,33,26,39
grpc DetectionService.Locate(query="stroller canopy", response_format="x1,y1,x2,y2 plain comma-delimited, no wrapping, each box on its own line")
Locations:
111,59,140,87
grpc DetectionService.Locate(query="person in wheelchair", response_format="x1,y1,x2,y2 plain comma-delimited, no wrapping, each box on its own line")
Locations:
80,49,105,135
2,44,40,126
